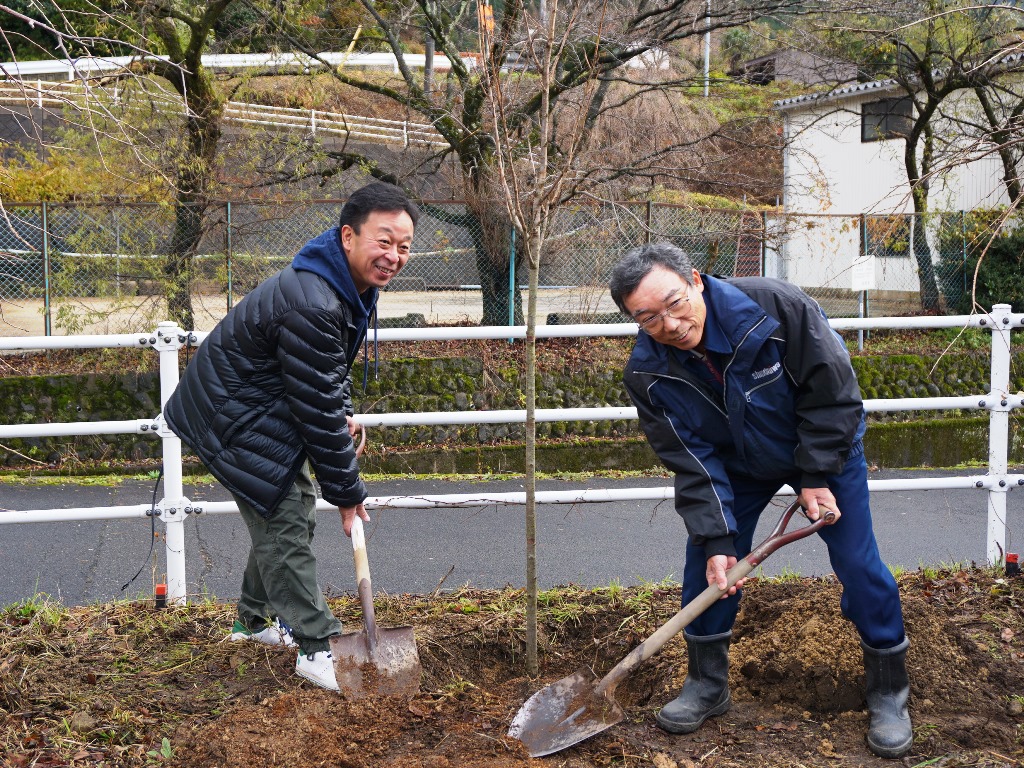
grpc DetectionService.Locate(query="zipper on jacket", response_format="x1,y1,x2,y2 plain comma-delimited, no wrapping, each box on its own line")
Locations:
721,316,767,408
744,371,783,402
637,369,728,418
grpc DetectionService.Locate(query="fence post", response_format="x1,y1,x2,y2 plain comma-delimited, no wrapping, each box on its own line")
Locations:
226,201,233,310
960,210,967,298
154,321,189,604
508,225,516,335
858,214,866,351
115,215,122,296
41,202,51,337
986,304,1012,566
760,210,767,277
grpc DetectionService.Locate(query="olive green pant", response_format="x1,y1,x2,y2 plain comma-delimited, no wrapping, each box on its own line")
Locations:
234,462,342,653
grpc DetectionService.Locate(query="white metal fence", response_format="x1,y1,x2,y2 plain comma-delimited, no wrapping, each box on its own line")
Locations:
1,310,1022,605
0,51,478,81
0,80,445,149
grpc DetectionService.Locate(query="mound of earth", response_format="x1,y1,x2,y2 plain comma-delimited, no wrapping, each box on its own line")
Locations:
1,568,1021,767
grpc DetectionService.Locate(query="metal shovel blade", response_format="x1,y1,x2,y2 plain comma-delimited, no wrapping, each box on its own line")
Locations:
509,501,828,757
332,517,421,699
330,624,421,699
507,667,625,757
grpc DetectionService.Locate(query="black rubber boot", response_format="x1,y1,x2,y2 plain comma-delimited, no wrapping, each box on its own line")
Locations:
655,631,731,734
862,637,913,758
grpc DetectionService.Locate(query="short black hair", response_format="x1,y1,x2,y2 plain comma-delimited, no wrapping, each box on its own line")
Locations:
608,242,696,315
338,182,420,232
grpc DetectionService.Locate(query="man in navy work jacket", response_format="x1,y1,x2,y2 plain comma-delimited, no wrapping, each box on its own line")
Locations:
608,242,911,759
164,182,418,692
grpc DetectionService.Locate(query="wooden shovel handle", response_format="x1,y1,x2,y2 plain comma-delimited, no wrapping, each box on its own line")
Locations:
350,517,379,649
595,499,832,696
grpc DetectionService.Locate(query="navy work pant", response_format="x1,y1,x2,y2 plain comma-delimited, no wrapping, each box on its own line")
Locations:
681,445,905,649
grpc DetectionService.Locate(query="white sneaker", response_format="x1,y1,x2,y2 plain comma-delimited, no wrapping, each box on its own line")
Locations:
228,618,297,648
296,649,340,692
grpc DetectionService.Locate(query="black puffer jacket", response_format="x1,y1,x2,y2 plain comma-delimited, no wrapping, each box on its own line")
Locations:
164,228,373,517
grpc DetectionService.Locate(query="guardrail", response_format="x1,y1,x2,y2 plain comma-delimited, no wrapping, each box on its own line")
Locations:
1,310,1022,605
223,101,446,148
0,51,479,81
0,80,446,149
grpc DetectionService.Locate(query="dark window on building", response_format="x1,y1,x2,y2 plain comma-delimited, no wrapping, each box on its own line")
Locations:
861,98,913,142
745,59,775,85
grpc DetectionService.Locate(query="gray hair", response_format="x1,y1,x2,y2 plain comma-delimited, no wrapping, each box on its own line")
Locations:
608,242,696,314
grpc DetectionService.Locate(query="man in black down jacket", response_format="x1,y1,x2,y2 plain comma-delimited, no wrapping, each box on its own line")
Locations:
609,243,912,759
164,182,418,692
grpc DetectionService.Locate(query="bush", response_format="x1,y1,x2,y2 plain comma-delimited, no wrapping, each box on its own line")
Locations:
942,212,1024,313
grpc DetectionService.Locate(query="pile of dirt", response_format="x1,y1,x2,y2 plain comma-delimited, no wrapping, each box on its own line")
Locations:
2,568,1021,767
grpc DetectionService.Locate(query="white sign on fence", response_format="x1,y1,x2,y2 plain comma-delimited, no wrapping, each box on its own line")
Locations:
851,255,877,291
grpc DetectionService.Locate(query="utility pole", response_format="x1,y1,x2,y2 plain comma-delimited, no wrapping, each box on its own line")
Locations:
424,33,434,99
703,0,711,97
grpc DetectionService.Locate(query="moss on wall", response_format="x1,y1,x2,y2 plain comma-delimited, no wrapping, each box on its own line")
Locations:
850,353,1009,405
0,373,163,465
2,350,1021,470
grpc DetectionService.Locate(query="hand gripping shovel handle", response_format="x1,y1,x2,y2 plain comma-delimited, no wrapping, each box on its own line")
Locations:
350,516,379,652
594,500,832,697
354,424,367,458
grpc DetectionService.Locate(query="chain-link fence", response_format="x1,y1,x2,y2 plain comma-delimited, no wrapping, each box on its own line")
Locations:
769,210,992,318
0,200,1007,335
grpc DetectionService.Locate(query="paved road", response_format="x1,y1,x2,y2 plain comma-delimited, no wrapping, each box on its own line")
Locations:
1,470,1021,607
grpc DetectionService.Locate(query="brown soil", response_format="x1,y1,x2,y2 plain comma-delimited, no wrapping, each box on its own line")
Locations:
2,569,1022,768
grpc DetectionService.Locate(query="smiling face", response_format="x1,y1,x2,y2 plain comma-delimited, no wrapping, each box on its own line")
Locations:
623,265,707,351
340,209,416,293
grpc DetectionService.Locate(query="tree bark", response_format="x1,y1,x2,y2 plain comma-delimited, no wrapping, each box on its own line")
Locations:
973,86,1024,206
904,102,941,311
469,200,525,325
148,5,227,331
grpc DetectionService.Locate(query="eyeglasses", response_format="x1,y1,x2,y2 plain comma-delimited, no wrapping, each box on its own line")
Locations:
635,291,692,334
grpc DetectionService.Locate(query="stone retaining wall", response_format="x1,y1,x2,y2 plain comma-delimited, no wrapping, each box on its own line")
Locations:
2,351,1021,469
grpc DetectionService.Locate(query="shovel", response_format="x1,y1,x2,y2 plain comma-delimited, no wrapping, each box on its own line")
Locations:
330,515,422,698
508,499,832,757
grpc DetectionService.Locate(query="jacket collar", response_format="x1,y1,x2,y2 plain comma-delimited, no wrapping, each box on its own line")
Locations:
291,227,378,324
629,274,776,372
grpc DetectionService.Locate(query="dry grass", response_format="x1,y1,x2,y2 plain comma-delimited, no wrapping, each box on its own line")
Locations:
2,569,1022,767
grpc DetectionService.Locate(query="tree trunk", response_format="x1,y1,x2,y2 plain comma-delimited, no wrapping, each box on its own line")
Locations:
973,87,1024,206
468,199,526,326
164,85,222,331
166,199,203,331
905,122,941,312
910,207,941,312
524,234,539,677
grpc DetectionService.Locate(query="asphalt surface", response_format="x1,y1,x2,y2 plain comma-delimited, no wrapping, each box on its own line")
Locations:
1,470,1021,608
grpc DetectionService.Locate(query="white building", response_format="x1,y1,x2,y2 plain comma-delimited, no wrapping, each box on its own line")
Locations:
771,75,1016,310
778,79,1011,215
